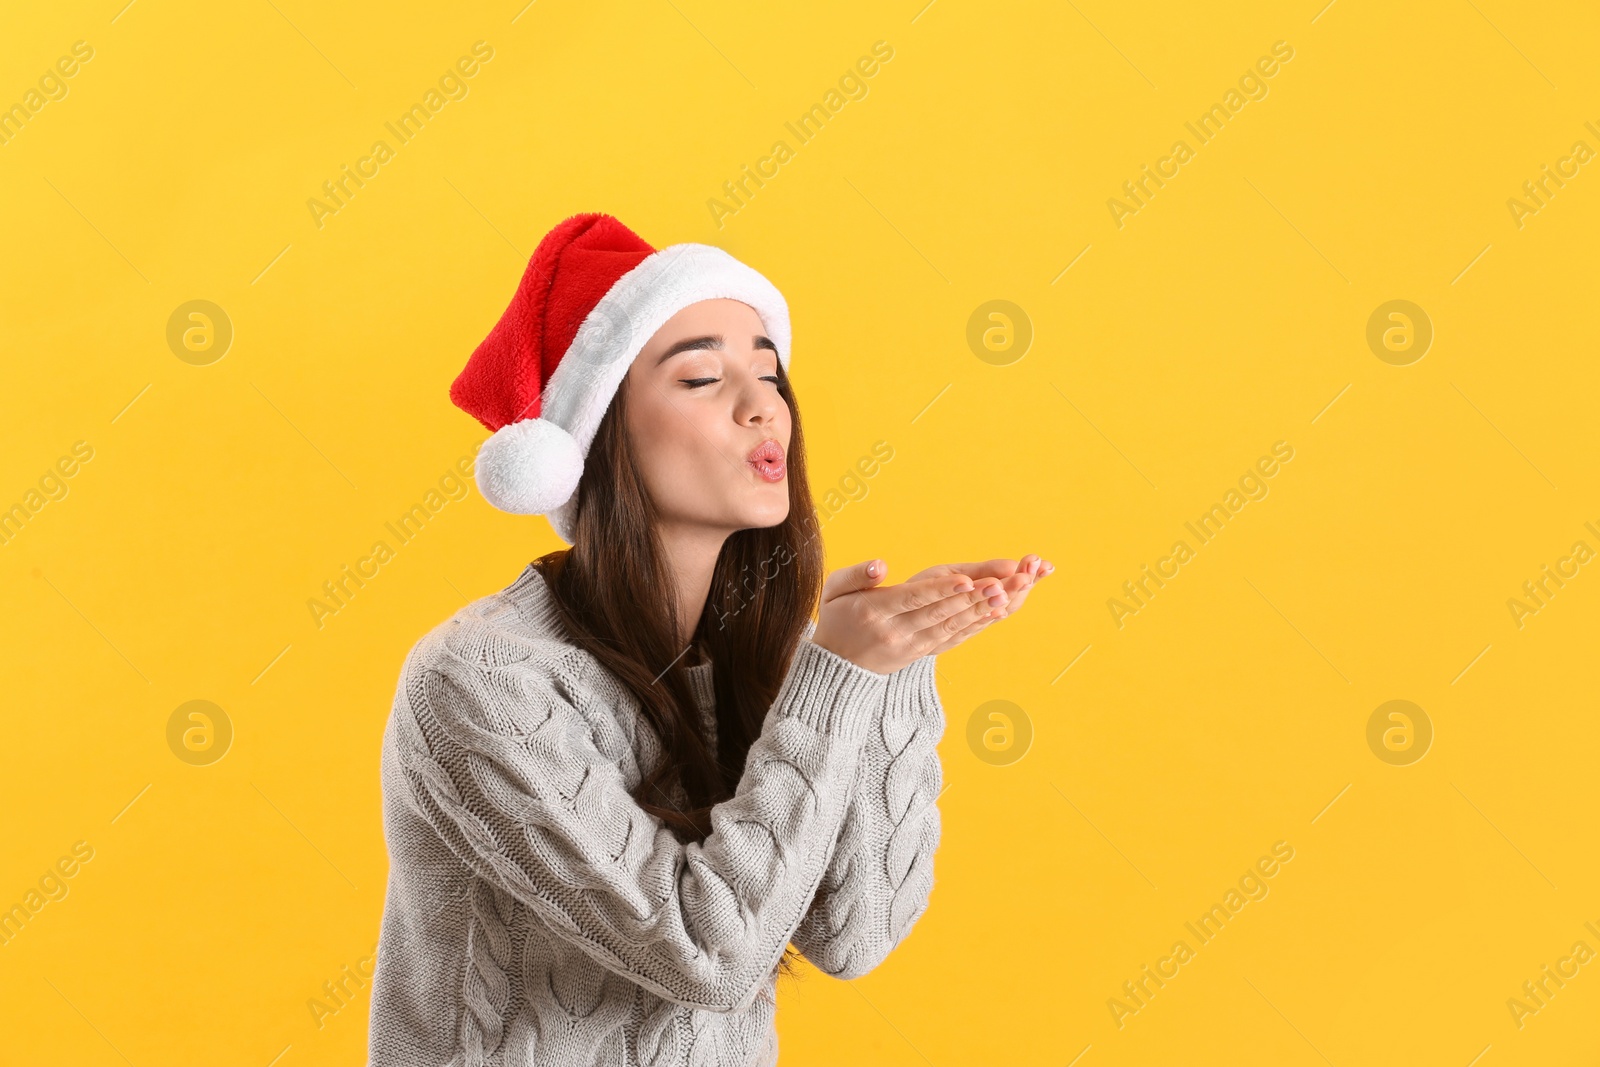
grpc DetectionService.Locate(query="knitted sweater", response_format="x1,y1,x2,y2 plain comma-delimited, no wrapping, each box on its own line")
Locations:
367,561,945,1066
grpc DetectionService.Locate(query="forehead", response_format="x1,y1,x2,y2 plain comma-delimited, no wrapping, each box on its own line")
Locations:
649,298,765,341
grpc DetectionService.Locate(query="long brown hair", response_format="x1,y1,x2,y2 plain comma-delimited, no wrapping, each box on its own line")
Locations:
530,356,824,980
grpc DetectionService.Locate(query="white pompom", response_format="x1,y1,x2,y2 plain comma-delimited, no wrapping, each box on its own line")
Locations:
475,417,585,515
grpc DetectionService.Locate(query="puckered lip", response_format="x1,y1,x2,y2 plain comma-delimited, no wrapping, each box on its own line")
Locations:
746,438,785,464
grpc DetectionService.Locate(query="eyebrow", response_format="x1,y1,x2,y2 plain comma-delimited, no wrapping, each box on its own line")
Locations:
653,334,778,366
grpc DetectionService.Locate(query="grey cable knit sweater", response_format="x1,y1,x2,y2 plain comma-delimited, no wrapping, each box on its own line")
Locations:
367,561,945,1066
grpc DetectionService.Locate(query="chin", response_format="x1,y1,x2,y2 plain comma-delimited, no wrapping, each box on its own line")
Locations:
735,497,790,530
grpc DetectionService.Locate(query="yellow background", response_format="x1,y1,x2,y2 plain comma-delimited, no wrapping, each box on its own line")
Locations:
2,0,1597,1063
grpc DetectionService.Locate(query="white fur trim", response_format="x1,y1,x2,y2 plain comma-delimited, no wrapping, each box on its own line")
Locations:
539,242,792,544
474,417,585,516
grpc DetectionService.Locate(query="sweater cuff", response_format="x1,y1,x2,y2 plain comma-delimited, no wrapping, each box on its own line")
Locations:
773,638,889,740
884,653,940,718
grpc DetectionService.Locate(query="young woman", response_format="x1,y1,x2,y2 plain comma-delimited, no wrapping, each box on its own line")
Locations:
368,214,1051,1066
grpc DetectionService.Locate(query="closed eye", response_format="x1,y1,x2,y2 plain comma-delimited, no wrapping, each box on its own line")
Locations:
679,376,786,389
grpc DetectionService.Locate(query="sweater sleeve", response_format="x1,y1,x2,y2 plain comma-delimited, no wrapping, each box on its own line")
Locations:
390,620,889,1014
789,646,945,979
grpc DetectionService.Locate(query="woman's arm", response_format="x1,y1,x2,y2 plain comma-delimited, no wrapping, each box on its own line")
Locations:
389,614,890,1015
789,642,945,979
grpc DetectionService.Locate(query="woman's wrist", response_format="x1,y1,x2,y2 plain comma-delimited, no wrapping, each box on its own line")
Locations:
776,637,890,738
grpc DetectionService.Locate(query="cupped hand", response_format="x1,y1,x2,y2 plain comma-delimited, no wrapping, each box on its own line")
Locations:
810,559,1015,675
904,553,1054,655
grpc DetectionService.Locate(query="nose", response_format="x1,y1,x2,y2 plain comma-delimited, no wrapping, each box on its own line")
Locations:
737,370,782,427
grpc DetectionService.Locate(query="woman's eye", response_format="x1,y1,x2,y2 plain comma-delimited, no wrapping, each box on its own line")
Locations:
677,375,783,388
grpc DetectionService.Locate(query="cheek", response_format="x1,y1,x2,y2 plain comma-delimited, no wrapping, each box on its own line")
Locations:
630,400,733,502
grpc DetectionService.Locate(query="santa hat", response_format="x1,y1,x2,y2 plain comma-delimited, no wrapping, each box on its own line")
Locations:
450,213,792,544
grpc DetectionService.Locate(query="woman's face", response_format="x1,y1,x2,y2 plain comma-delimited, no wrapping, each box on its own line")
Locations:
622,298,791,536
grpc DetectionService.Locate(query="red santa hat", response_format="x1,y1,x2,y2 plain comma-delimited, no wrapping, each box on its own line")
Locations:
450,213,792,544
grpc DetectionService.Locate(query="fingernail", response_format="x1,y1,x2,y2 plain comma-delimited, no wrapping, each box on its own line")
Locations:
987,592,1007,607
867,561,881,577
955,580,974,592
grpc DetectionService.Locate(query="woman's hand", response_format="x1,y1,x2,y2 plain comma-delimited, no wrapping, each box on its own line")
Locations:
810,559,1012,675
904,553,1054,656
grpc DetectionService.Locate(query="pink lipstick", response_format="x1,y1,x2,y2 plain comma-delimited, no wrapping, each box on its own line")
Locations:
746,439,786,482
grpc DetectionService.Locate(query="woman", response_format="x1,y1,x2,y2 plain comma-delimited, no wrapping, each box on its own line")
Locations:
368,213,1051,1066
